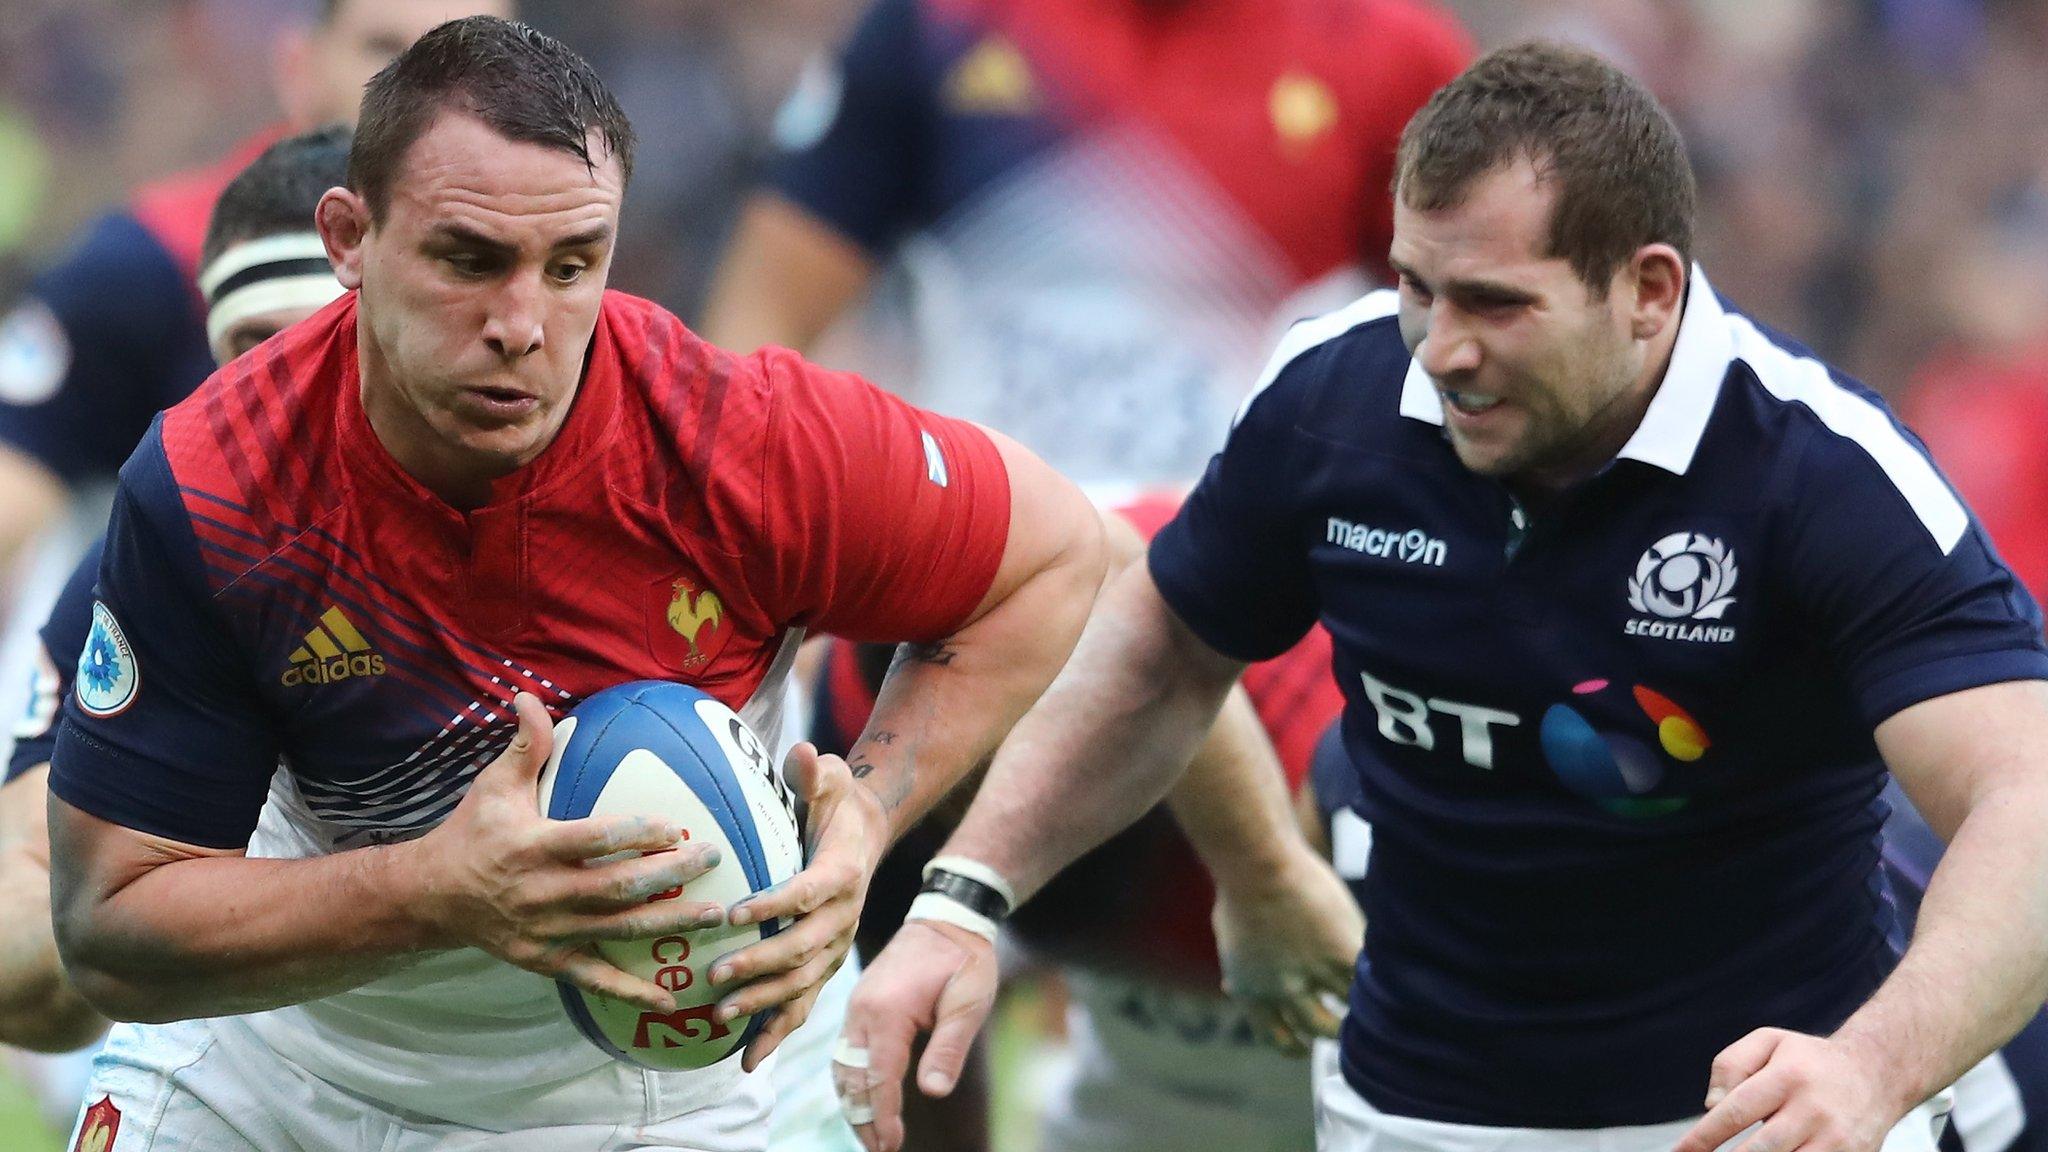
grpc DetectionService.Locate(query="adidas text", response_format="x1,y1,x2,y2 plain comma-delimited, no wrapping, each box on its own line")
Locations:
282,653,387,686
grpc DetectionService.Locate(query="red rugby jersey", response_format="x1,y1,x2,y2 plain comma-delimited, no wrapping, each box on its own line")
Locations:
50,291,1010,852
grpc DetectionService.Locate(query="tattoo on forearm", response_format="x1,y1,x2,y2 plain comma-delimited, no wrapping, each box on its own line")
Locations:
847,731,915,811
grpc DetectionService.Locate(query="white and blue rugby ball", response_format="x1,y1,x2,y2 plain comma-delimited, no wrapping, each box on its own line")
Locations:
536,680,802,1070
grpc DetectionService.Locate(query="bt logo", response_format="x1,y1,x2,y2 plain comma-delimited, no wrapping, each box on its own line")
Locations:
1358,668,1519,770
1357,667,1712,817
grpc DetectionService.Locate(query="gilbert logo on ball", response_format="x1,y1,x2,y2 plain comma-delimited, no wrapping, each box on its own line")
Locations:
537,681,801,1070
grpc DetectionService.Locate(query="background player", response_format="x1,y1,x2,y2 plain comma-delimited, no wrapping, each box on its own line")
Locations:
840,42,2048,1152
48,18,1103,1151
701,0,1471,493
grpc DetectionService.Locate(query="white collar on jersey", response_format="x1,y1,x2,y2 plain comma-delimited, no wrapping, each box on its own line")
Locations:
1397,263,1733,477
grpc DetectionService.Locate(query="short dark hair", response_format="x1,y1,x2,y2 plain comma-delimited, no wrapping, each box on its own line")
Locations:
201,125,354,269
1395,41,1696,295
347,16,634,223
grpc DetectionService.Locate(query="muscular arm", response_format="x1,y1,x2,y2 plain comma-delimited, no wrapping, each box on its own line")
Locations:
0,767,105,1050
707,429,1103,1052
698,194,875,355
837,430,1107,860
1840,680,2048,1106
938,560,1243,901
51,695,734,1024
49,796,433,1021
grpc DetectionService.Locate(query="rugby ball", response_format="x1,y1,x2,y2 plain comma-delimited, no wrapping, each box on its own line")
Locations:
536,680,802,1070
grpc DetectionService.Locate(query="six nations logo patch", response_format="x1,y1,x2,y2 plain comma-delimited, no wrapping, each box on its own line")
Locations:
1625,532,1739,643
77,602,141,717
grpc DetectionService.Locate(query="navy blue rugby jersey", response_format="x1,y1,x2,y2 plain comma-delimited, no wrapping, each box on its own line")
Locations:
1151,272,2048,1127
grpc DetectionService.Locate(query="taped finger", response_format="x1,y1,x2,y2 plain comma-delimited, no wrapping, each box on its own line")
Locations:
833,1037,872,1069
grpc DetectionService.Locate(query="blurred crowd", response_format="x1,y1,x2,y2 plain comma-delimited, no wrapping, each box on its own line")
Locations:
2,0,2044,553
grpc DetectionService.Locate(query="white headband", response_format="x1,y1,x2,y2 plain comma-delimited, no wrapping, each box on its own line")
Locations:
200,233,345,361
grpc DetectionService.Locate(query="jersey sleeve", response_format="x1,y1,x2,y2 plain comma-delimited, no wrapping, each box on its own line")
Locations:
4,538,103,783
1148,349,1323,662
1781,417,2048,728
767,0,928,254
0,212,203,484
48,427,279,849
749,346,1010,642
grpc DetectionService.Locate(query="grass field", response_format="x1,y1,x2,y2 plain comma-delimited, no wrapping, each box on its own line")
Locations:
0,1063,64,1152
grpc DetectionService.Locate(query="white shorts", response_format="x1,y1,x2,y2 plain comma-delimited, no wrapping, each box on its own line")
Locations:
1311,1040,1953,1152
767,956,862,1152
1036,968,1314,1152
69,1014,773,1152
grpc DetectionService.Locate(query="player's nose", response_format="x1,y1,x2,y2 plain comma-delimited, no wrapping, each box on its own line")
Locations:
480,274,547,360
1414,312,1480,379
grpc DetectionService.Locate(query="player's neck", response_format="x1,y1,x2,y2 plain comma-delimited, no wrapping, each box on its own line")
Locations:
1513,319,1684,499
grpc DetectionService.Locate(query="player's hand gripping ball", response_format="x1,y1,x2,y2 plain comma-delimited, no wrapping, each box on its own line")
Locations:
537,681,802,1069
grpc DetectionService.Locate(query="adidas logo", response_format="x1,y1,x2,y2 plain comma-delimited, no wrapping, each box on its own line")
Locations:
282,606,387,687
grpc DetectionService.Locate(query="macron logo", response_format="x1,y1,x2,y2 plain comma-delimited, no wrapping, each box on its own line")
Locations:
1327,517,1447,567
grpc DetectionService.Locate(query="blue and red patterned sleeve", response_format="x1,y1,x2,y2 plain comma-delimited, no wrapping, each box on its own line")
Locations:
48,422,279,849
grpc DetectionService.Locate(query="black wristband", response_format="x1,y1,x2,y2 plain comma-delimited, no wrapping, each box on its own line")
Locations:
919,866,1012,923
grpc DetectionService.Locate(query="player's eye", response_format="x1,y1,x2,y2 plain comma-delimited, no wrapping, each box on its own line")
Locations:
1399,273,1433,304
549,261,588,285
443,254,482,277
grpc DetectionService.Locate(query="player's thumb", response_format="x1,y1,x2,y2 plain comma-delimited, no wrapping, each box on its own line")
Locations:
482,691,554,789
785,742,846,801
915,962,996,1098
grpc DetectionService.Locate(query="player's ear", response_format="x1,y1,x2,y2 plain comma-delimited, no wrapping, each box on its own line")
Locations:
1627,244,1686,341
316,189,370,291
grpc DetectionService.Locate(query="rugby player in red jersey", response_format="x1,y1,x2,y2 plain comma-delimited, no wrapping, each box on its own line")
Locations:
45,19,1103,1150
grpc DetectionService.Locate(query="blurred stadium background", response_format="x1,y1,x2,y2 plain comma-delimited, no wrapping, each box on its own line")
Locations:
3,0,2045,1146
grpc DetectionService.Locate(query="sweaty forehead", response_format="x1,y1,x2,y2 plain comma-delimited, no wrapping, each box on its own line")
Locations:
388,111,623,238
1391,163,1561,283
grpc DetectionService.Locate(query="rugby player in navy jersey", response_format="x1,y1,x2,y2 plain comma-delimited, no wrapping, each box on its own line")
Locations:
841,43,2048,1152
0,127,351,1056
45,18,1102,1151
